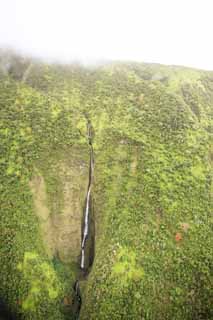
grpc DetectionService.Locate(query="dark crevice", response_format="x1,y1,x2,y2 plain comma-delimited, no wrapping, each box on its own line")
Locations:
72,119,95,319
0,299,19,320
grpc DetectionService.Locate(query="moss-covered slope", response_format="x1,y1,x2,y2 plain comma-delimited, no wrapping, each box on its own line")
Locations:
0,52,213,319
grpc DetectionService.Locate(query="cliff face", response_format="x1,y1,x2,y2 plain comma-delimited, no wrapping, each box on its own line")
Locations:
29,150,88,263
0,52,213,319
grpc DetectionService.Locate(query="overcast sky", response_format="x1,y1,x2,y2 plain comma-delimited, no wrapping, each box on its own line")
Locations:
0,0,213,69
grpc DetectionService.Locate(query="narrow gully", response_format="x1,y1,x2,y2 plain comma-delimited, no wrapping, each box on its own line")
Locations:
72,120,95,319
80,119,94,272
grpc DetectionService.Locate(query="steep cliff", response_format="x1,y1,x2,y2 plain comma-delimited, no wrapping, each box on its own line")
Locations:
0,51,213,319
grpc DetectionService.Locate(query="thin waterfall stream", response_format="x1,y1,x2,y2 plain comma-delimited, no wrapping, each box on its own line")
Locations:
80,122,94,269
72,119,95,319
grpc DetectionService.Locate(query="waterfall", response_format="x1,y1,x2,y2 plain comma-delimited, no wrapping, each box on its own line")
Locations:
80,121,94,270
72,120,95,319
80,176,91,269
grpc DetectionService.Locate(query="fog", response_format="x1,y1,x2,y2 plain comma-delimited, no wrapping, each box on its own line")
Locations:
0,0,213,69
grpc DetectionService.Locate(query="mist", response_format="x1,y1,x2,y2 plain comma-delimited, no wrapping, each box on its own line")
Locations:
1,0,213,69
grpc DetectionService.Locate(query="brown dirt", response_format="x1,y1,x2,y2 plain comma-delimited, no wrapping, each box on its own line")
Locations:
30,157,88,263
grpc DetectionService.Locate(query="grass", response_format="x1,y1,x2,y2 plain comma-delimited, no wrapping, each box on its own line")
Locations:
0,52,213,319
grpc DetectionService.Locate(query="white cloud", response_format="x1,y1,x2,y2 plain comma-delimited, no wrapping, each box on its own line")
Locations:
0,0,213,69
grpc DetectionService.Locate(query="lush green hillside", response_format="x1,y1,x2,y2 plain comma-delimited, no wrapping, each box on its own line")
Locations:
0,51,213,319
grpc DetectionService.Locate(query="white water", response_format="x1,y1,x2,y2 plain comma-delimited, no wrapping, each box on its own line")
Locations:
80,122,94,270
80,186,91,268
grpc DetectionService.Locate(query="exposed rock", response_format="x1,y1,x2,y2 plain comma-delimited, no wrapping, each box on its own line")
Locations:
30,154,88,263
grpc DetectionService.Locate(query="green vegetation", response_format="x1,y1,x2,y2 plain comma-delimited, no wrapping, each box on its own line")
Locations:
0,51,213,319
